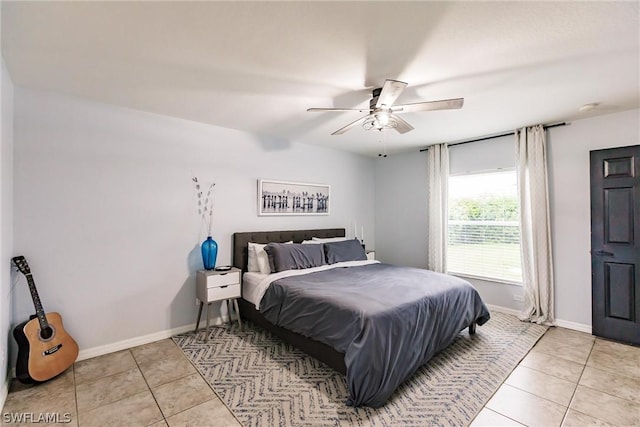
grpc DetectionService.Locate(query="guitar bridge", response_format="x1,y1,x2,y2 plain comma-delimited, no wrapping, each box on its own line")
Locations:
43,343,62,356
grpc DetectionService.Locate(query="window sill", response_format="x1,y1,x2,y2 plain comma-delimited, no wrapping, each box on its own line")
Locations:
448,272,523,287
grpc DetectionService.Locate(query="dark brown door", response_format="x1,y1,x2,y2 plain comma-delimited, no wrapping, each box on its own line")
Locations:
591,145,640,345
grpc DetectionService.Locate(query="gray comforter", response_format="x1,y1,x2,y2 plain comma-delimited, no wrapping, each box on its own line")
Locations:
259,263,490,407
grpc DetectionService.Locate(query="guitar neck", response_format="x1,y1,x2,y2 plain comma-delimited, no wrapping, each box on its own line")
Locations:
24,273,49,330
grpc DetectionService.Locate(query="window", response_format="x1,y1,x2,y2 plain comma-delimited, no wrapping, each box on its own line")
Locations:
447,170,522,284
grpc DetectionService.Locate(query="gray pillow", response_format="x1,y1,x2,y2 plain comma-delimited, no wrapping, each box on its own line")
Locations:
264,242,326,273
324,239,367,264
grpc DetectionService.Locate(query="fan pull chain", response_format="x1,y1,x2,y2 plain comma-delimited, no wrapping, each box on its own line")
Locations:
377,129,388,158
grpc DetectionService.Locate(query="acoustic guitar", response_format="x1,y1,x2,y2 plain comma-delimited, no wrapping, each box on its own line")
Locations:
12,256,79,383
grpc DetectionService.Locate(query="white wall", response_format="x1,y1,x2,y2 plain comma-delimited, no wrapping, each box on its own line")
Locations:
12,87,375,355
0,58,15,408
375,109,640,329
9,80,638,369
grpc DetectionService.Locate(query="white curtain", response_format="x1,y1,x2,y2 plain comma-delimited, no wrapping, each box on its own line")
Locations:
426,143,449,273
515,125,555,325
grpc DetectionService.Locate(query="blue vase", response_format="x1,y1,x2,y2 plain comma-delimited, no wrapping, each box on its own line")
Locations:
201,236,218,270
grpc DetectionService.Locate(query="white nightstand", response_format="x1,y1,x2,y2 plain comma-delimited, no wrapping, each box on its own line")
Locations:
366,250,375,261
195,267,242,334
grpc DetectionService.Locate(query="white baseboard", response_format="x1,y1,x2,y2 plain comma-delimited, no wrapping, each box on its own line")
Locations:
486,304,521,317
486,304,592,335
2,321,207,397
0,373,9,414
77,316,226,362
5,308,592,389
555,318,592,334
4,315,231,383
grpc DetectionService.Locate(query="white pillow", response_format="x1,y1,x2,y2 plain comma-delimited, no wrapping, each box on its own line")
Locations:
255,244,272,274
301,239,319,244
247,241,292,274
311,236,348,243
247,242,264,272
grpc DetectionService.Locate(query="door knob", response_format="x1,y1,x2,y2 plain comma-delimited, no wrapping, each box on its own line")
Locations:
593,250,614,256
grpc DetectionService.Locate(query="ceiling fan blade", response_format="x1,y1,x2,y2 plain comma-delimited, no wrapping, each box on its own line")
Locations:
307,107,371,113
390,114,414,134
331,115,370,135
393,98,464,113
375,79,408,108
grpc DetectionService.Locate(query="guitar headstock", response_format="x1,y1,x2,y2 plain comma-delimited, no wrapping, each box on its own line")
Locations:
12,256,31,275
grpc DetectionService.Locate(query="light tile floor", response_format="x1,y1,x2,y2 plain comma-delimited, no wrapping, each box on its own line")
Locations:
471,327,640,427
2,326,638,426
1,339,240,427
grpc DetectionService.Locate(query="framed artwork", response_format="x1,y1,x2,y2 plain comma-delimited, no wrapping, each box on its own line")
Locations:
258,179,330,216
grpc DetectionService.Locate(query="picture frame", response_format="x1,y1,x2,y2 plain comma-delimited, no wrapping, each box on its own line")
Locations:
258,179,330,216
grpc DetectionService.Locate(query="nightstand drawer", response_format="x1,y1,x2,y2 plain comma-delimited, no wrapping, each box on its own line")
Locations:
205,271,240,287
207,283,241,301
196,267,242,303
195,267,243,334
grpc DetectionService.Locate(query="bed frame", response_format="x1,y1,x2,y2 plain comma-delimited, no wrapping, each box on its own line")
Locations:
233,228,348,374
231,228,477,376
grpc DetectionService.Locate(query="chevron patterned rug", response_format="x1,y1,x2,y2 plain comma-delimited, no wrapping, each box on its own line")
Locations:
173,311,546,426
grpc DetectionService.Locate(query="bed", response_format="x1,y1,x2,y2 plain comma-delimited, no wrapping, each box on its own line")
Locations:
233,228,490,408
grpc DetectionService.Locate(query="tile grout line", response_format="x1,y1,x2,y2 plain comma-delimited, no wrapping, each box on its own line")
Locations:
524,333,600,426
575,367,640,404
171,327,245,426
72,338,221,426
128,348,169,426
531,335,596,364
74,365,140,388
78,389,153,420
478,407,526,426
17,328,631,427
517,354,585,382
73,353,147,417
150,373,216,421
501,374,575,408
493,382,571,425
558,339,596,427
74,349,162,425
484,328,590,427
463,324,550,426
72,364,80,426
135,337,232,425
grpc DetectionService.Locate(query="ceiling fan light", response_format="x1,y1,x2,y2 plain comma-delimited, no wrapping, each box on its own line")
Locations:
375,112,390,126
362,114,397,132
308,79,463,135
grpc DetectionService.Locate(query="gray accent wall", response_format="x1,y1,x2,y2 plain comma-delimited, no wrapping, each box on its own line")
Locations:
12,87,375,353
547,110,640,327
374,151,429,269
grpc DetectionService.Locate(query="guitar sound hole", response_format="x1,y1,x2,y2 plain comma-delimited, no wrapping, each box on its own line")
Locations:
40,327,54,340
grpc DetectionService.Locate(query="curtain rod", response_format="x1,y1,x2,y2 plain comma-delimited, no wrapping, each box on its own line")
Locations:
419,122,568,152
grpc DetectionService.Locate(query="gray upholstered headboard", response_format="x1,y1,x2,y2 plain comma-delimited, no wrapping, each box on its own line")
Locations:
233,228,345,271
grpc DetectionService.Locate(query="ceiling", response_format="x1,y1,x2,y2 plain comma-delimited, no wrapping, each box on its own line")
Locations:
2,1,638,156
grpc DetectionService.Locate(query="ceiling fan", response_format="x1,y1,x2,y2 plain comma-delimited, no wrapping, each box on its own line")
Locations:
307,79,464,135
